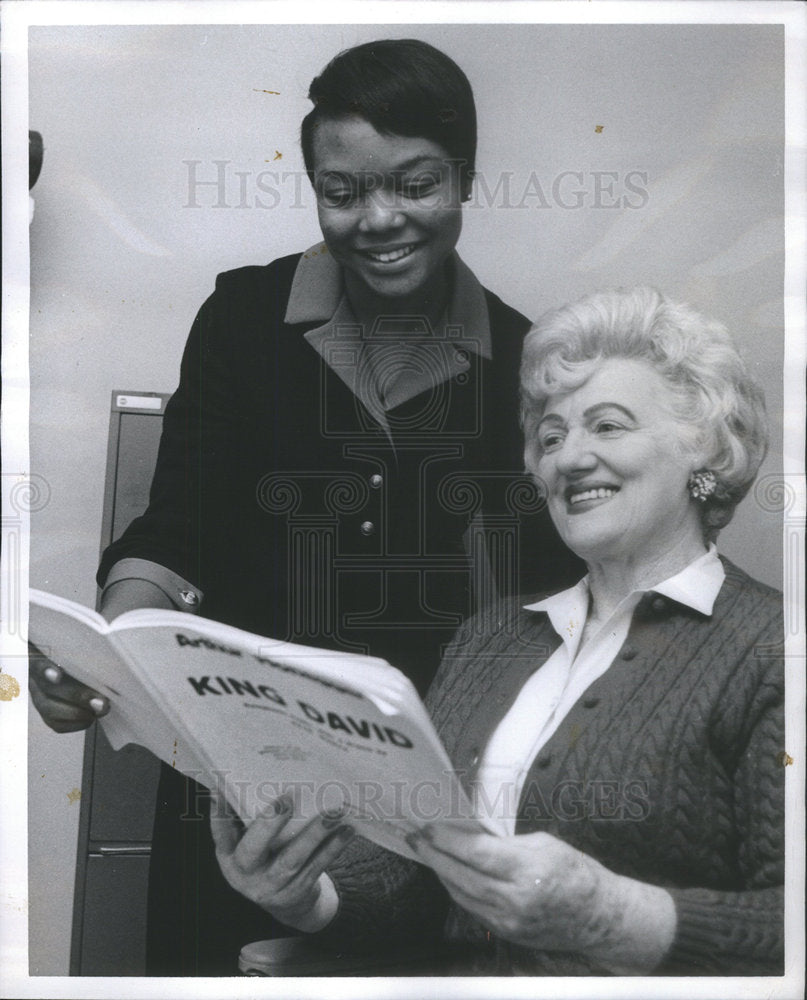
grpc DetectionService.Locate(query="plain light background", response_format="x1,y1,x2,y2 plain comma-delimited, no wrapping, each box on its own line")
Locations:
27,23,784,974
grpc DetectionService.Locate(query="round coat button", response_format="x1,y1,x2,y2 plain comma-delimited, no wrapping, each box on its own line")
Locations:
583,697,600,709
621,646,638,661
179,590,199,606
360,521,375,536
536,753,552,769
369,474,383,488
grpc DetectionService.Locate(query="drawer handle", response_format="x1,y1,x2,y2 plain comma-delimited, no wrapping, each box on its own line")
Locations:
94,845,152,857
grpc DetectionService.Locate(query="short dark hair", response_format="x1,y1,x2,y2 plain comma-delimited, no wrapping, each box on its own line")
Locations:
301,39,477,192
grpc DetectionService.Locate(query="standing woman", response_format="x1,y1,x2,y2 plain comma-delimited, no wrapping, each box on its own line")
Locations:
29,40,578,973
214,287,784,976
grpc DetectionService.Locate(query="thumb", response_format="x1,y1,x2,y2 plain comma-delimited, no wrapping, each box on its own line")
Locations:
209,790,243,855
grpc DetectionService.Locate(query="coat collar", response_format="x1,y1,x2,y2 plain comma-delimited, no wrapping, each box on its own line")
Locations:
284,241,492,360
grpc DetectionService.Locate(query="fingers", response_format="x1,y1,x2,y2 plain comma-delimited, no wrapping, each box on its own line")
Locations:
268,812,353,893
27,680,96,733
410,834,499,904
28,647,109,733
28,657,109,733
409,824,509,877
209,791,245,855
28,649,109,711
307,821,355,871
234,806,342,878
407,831,534,943
265,821,353,922
210,795,354,922
406,833,509,933
211,795,349,881
225,795,296,869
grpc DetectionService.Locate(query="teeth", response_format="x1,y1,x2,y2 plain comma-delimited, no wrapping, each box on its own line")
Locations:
569,487,617,505
366,245,415,263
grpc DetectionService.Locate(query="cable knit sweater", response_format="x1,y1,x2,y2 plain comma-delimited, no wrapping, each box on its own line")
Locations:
317,557,784,975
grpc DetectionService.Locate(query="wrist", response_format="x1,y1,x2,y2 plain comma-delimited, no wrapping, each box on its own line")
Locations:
586,865,677,974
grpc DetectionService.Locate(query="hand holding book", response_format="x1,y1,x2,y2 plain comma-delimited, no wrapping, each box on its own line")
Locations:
28,643,109,733
210,791,350,932
28,575,173,734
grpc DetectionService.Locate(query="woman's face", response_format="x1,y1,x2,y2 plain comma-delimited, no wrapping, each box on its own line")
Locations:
534,358,704,568
311,116,464,303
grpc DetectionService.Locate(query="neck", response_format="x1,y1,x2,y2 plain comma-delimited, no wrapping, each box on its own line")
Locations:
585,532,708,623
344,266,450,333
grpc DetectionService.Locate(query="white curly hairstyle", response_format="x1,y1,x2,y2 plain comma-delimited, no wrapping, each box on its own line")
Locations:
520,287,769,540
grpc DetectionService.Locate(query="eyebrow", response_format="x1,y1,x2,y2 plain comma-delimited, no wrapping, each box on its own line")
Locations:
318,155,446,177
388,155,446,172
537,402,638,429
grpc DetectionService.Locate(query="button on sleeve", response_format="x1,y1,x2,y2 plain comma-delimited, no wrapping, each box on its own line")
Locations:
102,558,204,613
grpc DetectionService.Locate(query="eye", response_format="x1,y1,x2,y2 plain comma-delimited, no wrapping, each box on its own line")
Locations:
538,429,565,452
317,174,356,208
399,172,441,200
594,419,625,436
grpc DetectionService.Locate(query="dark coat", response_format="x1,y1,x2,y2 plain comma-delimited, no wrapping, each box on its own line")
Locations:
99,253,580,692
98,253,581,974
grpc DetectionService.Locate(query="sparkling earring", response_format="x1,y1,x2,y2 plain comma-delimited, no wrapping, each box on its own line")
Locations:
688,469,717,501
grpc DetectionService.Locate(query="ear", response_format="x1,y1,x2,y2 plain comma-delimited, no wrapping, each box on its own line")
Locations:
689,446,713,477
680,423,712,475
685,435,717,498
460,171,475,203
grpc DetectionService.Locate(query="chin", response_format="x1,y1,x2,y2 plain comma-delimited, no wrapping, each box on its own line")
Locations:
559,529,619,562
367,274,429,301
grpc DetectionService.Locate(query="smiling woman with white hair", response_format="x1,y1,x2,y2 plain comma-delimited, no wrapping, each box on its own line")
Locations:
211,286,784,976
521,285,769,544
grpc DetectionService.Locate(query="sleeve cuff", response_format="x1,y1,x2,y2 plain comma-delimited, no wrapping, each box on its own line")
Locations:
660,886,784,974
102,558,204,613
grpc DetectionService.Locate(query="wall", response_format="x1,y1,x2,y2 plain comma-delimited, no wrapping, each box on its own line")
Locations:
27,22,784,973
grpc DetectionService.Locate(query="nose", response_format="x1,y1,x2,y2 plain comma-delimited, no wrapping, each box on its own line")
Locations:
553,427,598,477
358,189,405,234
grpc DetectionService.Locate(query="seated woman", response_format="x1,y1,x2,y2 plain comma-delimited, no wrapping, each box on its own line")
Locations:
212,286,784,975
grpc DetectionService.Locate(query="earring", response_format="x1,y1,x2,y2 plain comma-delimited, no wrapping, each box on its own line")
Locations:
688,469,717,501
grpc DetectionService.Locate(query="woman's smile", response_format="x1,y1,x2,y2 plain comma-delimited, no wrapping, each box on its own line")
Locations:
357,242,422,267
565,483,620,512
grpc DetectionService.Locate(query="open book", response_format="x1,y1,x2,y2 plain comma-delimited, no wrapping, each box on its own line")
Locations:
29,590,494,860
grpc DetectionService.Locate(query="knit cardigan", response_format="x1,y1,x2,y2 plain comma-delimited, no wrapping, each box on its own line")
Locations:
316,557,784,976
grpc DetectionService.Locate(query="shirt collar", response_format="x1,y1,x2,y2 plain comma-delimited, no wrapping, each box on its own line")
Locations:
524,543,726,622
283,241,492,358
651,542,725,615
524,577,591,656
